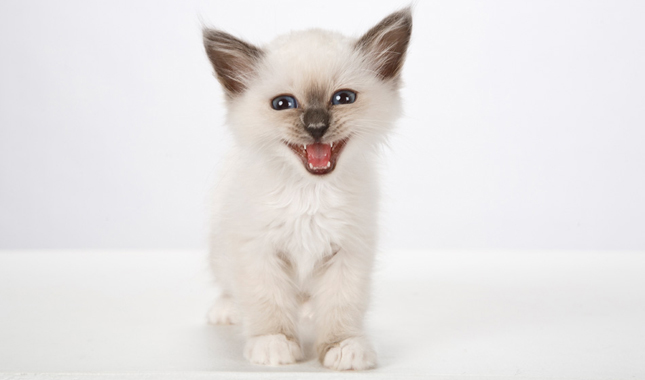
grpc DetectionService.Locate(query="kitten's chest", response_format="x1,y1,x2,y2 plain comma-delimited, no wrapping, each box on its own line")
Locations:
263,184,350,274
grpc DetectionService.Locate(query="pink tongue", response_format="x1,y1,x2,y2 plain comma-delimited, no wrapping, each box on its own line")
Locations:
306,143,331,168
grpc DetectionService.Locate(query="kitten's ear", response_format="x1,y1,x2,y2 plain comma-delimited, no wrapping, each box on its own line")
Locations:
203,28,264,96
356,7,412,81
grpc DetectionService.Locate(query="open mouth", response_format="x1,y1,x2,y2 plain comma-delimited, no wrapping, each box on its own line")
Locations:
285,139,348,175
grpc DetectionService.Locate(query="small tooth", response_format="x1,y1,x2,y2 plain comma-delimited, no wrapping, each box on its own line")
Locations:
330,142,334,147
303,144,307,150
308,163,313,169
326,162,331,168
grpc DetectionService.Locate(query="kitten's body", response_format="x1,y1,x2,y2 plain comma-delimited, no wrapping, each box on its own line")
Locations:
204,10,411,370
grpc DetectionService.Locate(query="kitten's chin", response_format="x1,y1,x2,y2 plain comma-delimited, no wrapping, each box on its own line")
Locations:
285,139,348,175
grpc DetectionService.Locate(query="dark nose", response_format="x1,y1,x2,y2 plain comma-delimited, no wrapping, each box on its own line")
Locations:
306,124,329,141
303,108,330,141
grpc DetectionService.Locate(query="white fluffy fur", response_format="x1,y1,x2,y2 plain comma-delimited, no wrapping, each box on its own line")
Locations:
206,9,410,370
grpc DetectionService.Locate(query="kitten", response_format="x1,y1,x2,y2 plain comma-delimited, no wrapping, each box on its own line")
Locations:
203,7,411,371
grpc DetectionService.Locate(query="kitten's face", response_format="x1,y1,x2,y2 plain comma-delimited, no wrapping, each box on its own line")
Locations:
204,9,411,177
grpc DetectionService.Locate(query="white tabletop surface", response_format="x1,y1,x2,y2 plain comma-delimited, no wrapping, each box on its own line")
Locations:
0,250,644,379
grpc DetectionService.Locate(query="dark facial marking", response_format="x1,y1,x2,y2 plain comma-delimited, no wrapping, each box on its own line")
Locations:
306,84,328,107
302,108,330,141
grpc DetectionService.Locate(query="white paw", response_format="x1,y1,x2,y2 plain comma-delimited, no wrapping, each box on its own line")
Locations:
323,337,377,371
207,296,239,325
244,334,303,366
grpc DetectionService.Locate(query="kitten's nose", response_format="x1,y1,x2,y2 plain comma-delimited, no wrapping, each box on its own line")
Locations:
306,123,329,141
303,108,330,141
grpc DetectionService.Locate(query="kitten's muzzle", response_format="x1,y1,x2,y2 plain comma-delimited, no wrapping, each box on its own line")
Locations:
305,123,329,141
302,108,330,141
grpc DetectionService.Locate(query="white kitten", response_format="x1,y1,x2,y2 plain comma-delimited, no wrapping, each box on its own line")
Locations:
203,8,412,371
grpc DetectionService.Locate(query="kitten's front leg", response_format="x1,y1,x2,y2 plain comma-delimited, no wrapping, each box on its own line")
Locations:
235,244,302,366
312,247,377,371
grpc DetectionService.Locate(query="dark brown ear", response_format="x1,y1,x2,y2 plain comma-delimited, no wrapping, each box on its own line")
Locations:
356,7,412,81
203,28,264,96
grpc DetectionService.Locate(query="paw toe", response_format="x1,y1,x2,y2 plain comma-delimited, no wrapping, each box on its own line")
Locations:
244,334,303,366
323,337,376,371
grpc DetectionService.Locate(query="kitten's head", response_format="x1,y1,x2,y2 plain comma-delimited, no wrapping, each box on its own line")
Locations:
203,8,412,177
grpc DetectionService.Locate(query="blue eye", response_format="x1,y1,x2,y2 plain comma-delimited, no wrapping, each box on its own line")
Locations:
331,90,356,105
271,95,298,110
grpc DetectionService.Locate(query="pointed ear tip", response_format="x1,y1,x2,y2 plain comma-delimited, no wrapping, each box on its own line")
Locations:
202,28,214,43
203,28,233,44
397,6,413,22
381,7,412,30
202,28,219,39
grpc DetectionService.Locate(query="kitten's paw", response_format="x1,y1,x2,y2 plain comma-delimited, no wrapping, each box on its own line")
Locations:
322,337,377,371
207,296,239,325
244,334,303,366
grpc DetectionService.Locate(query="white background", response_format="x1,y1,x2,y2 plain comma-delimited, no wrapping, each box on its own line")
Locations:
1,0,644,251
